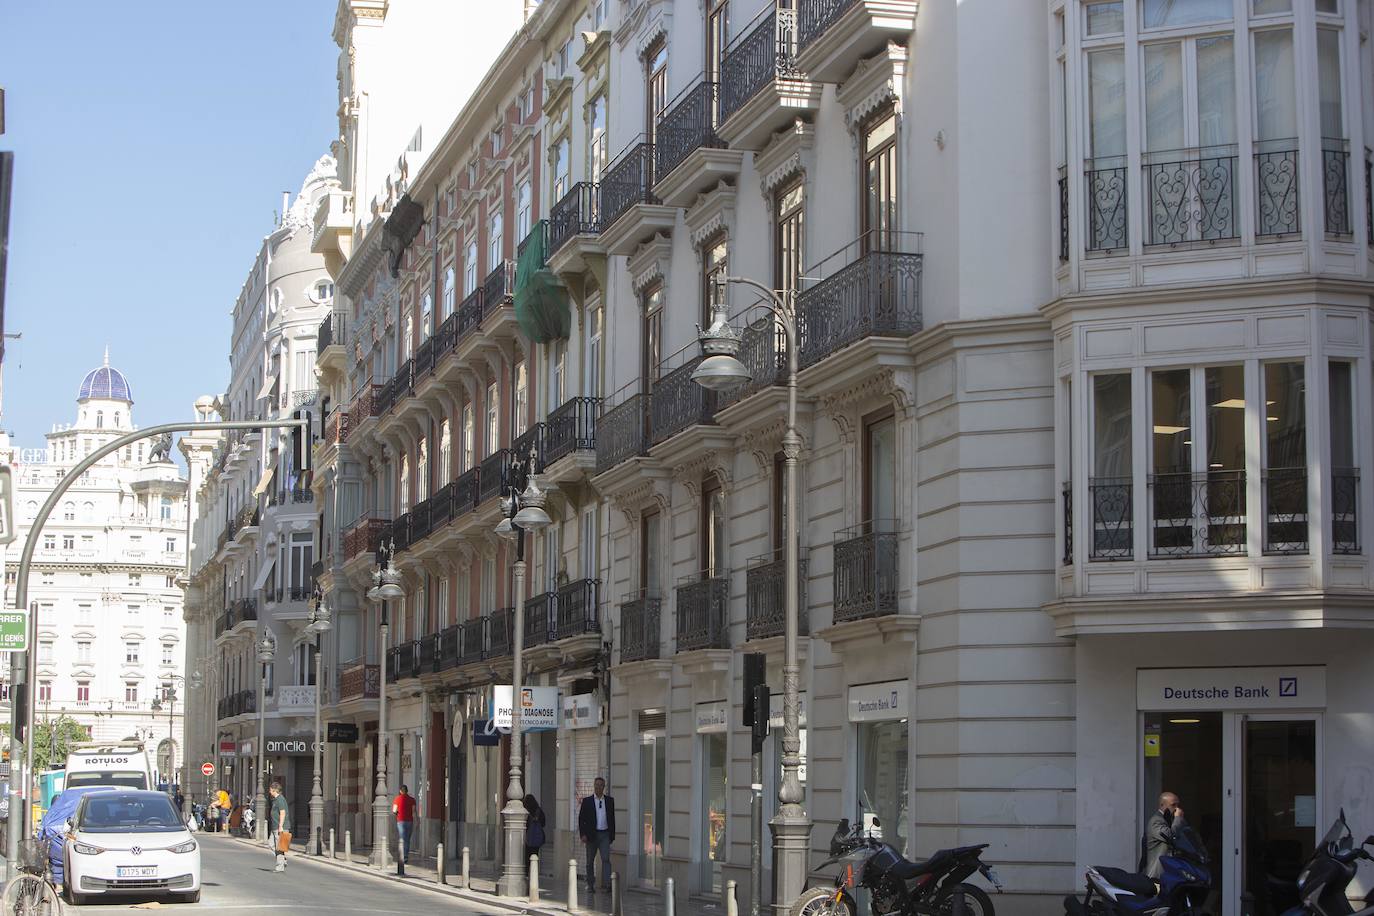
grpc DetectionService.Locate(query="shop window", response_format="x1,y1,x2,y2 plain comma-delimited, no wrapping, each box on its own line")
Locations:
1328,362,1358,553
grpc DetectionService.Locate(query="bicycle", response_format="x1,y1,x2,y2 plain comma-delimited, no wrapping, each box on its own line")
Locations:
2,838,63,916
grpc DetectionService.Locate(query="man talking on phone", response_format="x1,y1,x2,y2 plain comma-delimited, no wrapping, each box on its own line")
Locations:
1140,792,1187,880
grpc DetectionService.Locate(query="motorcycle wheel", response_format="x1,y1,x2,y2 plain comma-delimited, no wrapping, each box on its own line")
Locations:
791,886,856,916
938,883,996,916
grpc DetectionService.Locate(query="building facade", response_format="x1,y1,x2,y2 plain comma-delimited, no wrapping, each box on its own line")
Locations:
296,1,1374,915
2,358,188,781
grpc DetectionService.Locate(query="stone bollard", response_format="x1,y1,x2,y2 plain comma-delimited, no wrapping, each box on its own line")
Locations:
345,830,352,863
725,879,738,916
328,829,336,860
436,842,445,884
611,871,623,916
528,854,540,903
665,876,676,916
461,846,470,889
568,859,579,913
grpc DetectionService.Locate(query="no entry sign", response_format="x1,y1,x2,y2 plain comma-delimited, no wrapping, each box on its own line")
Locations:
200,762,215,777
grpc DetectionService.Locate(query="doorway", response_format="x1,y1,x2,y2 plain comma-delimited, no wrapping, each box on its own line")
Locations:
1140,713,1319,916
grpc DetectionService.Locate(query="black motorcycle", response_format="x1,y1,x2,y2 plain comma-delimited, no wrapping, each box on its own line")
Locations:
791,818,1003,916
1280,810,1374,916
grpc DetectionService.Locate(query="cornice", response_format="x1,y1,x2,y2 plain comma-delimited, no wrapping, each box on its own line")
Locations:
755,118,816,197
684,181,737,249
628,233,673,294
1038,275,1374,325
837,41,907,134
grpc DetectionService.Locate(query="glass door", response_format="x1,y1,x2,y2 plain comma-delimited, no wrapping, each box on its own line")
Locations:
637,733,666,884
1241,717,1318,916
701,733,727,892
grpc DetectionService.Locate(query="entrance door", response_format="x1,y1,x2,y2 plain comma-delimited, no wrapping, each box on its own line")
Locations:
1240,717,1318,916
636,732,666,885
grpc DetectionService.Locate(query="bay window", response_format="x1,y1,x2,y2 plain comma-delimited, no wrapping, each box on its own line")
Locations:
1253,27,1298,237
1263,361,1306,552
1091,374,1133,559
1328,362,1358,552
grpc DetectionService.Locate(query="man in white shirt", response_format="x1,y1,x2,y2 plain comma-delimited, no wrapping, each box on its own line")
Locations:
577,777,616,892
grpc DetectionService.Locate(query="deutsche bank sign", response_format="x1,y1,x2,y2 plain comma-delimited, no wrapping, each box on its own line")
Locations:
1137,666,1325,711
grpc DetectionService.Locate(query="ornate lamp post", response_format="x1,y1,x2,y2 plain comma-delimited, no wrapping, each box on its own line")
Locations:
307,587,332,855
693,284,811,914
366,544,404,869
152,671,202,815
254,628,277,843
493,446,552,897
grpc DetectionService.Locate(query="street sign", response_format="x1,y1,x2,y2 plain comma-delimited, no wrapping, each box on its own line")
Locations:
200,762,215,777
0,466,14,545
0,608,27,652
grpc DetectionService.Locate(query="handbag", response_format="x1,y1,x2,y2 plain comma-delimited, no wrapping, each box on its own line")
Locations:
276,830,292,854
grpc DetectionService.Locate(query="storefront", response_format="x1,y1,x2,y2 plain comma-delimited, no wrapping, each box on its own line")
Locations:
694,700,729,893
633,709,667,887
848,680,910,855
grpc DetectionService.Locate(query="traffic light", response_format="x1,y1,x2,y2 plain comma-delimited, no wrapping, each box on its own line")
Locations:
751,683,770,754
742,652,766,727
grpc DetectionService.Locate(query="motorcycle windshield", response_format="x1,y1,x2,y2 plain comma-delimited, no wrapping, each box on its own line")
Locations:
1319,813,1352,855
1173,825,1210,865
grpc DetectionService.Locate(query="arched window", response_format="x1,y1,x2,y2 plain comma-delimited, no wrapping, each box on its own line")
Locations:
96,410,104,429
443,268,456,317
63,503,75,521
439,420,452,486
417,439,429,501
160,497,173,521
399,456,410,511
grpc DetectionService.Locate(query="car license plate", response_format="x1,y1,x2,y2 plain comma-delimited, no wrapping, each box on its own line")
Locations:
117,866,157,878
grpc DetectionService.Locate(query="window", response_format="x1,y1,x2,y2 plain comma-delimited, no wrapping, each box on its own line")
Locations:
646,40,668,142
1141,0,1229,28
774,177,805,294
439,420,452,485
129,573,141,587
462,404,475,472
550,339,566,408
588,95,608,180
1253,28,1296,145
96,410,104,429
1085,0,1124,35
491,127,503,157
437,576,451,627
164,575,176,588
865,415,897,528
517,181,532,242
443,267,456,317
400,455,411,511
402,317,413,360
464,241,479,295
39,640,53,665
467,159,479,186
706,0,729,84
581,509,598,580
488,210,504,272
160,496,173,520
1329,362,1357,551
640,510,661,593
642,285,664,385
127,604,140,619
125,641,140,664
62,535,74,551
1089,374,1133,559
421,291,433,339
861,108,898,252
63,502,74,521
701,234,728,327
314,280,335,302
586,304,603,398
77,603,92,623
481,557,496,612
485,381,500,455
417,438,430,500
591,0,609,29
38,681,51,703
165,538,176,552
701,476,725,577
551,137,571,201
513,361,529,437
76,682,90,703
125,682,138,703
1263,361,1306,552
42,535,55,551
162,643,174,666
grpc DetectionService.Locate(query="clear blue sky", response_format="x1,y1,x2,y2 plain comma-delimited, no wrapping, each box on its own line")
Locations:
1,1,338,448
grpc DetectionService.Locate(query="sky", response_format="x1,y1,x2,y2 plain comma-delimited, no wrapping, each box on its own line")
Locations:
0,1,339,448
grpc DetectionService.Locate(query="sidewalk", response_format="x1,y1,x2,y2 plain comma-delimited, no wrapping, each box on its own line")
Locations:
225,833,733,916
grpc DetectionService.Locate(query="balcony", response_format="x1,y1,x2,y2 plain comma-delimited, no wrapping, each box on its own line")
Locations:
1148,471,1246,558
311,187,353,256
276,684,316,712
1142,148,1239,247
650,352,717,446
720,317,787,409
420,632,440,673
438,624,462,670
555,578,600,640
1255,143,1300,239
391,511,411,553
452,467,481,517
797,234,922,371
337,661,380,703
1333,468,1360,555
618,592,661,663
745,551,809,641
317,312,345,356
598,139,674,255
547,183,604,274
217,690,256,720
832,521,899,623
458,618,487,665
1085,158,1128,253
487,607,515,659
654,80,743,207
348,384,383,437
410,497,433,544
457,288,485,339
1322,138,1351,238
343,517,390,561
513,424,545,471
524,591,554,648
1088,477,1132,561
594,391,648,475
545,397,599,470
675,574,729,653
478,450,511,506
795,0,918,84
323,410,351,448
483,260,517,317
717,6,821,151
387,640,422,683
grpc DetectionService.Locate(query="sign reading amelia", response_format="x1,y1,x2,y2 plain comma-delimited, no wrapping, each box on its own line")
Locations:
848,680,909,722
1137,666,1326,711
492,685,559,731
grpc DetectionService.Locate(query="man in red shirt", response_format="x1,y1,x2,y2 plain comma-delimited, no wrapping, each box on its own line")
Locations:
392,784,417,875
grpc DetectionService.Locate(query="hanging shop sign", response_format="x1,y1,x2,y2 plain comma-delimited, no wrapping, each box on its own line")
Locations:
847,680,909,723
1136,666,1326,711
265,738,321,756
695,700,729,734
327,722,360,744
562,693,602,730
491,685,559,732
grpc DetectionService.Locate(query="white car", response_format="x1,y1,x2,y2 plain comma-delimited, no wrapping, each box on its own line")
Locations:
63,789,200,905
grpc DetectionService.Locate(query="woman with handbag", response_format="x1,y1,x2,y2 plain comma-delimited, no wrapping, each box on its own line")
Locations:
523,794,546,872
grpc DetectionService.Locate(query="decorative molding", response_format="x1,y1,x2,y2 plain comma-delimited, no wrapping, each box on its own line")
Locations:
756,119,816,197
628,233,673,295
837,42,907,134
684,181,738,250
820,366,915,440
673,449,734,506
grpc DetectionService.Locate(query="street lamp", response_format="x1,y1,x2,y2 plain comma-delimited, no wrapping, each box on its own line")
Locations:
494,445,551,897
152,671,202,815
693,282,812,914
366,543,403,869
307,586,333,856
255,628,277,843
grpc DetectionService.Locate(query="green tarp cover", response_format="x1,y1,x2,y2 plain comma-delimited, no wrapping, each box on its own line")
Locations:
514,220,572,343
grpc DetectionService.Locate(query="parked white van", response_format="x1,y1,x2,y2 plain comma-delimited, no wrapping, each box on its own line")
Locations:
64,742,154,790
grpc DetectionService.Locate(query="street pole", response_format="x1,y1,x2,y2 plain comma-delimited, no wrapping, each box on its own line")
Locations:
497,545,528,897
309,621,324,855
3,417,310,868
255,660,267,841
370,601,389,869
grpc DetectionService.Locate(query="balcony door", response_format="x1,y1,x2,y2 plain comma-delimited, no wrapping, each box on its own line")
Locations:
861,108,898,253
645,40,668,147
864,413,896,534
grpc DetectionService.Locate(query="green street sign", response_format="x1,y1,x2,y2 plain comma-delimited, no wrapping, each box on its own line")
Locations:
0,610,28,652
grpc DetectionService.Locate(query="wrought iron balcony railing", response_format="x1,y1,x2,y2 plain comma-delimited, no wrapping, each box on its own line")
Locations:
797,235,922,370
1255,142,1300,238
650,352,716,445
459,618,486,665
676,574,729,652
478,449,511,504
414,336,435,380
721,317,786,407
524,591,555,648
1085,158,1128,252
595,391,648,474
655,79,725,185
324,410,350,446
453,467,480,516
391,511,411,552
457,288,485,338
798,0,860,50
1323,137,1351,237
430,482,455,531
386,640,422,683
435,309,459,361
548,182,601,255
348,384,383,431
832,521,899,623
618,592,661,663
1148,470,1246,557
487,607,515,658
1143,147,1238,246
1264,467,1308,555
1061,481,1072,565
438,624,461,670
513,424,544,471
343,517,389,561
745,551,808,641
1058,165,1069,262
483,260,517,317
720,7,798,124
1333,468,1360,555
337,661,380,702
421,631,440,673
1089,477,1133,561
599,140,657,231
317,312,344,352
556,578,600,639
410,497,432,543
545,396,599,464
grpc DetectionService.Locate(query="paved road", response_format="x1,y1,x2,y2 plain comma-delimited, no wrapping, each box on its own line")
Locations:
65,833,514,915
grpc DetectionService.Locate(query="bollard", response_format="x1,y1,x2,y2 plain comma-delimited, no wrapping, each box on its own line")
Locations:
529,854,540,903
461,846,470,889
568,859,579,912
611,871,623,916
345,830,352,863
329,828,336,860
665,876,676,916
436,842,445,884
725,879,738,916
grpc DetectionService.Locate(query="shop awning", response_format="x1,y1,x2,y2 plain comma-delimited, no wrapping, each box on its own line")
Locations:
513,220,571,344
251,464,275,498
252,559,276,593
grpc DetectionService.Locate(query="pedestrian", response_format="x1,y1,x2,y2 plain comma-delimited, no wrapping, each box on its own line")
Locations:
577,777,615,893
392,784,417,875
217,788,231,833
268,781,292,873
207,796,221,833
523,794,546,871
174,788,185,816
1140,791,1187,880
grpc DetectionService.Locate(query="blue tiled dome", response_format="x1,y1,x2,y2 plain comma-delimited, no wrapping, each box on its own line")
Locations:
78,359,133,403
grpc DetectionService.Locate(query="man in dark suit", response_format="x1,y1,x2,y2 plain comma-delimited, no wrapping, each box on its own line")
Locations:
578,777,616,892
1140,792,1186,880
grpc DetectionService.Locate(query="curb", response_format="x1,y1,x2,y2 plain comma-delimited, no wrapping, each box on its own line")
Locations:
216,833,570,916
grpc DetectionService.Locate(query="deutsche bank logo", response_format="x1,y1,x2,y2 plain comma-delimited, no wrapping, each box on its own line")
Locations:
1279,677,1298,697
